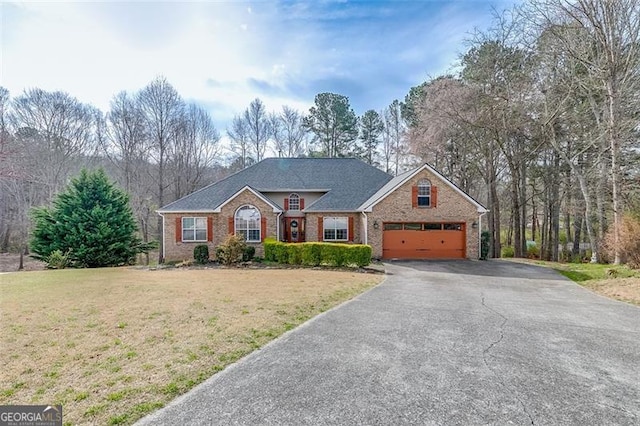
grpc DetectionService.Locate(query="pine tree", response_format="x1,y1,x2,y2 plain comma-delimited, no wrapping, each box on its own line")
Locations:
31,169,147,267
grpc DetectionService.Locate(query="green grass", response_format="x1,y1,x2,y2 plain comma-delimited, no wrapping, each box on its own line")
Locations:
543,262,640,282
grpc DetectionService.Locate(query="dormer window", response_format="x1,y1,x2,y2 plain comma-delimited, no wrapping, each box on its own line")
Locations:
288,193,300,211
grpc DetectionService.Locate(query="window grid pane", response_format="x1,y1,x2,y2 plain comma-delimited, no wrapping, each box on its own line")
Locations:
182,217,206,241
289,194,300,211
323,217,348,241
235,205,261,242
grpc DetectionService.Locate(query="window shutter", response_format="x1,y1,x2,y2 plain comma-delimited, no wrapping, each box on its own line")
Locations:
175,217,182,242
432,186,438,208
261,217,267,242
207,216,214,242
318,216,324,241
300,198,305,210
284,198,289,210
228,216,234,235
412,186,418,208
348,216,354,242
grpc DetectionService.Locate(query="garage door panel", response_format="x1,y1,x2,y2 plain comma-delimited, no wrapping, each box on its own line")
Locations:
382,224,465,259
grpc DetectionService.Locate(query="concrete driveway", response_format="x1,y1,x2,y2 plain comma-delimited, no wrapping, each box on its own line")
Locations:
138,260,640,425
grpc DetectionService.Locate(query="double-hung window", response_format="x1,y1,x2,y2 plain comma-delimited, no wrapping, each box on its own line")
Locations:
182,217,207,242
323,217,348,241
417,179,431,207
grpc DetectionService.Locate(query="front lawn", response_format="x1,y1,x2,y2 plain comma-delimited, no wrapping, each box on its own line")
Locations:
0,267,382,425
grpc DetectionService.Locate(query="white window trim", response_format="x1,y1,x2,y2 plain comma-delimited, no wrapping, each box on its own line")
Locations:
323,217,348,242
235,205,261,243
182,217,207,242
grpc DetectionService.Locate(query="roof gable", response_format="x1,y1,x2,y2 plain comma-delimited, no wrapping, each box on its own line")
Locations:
214,186,283,213
359,163,488,213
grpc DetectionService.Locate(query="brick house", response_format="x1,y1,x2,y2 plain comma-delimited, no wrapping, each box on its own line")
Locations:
157,158,488,261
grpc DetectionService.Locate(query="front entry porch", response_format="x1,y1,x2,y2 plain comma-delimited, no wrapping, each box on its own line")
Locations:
283,217,305,243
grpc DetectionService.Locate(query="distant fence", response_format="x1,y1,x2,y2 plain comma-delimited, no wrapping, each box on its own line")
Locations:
558,243,591,252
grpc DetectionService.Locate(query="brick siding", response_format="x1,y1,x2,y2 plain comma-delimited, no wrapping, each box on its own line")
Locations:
366,169,480,259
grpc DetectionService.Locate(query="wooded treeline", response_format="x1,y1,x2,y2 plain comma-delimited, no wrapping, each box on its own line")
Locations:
405,0,640,263
1,0,638,266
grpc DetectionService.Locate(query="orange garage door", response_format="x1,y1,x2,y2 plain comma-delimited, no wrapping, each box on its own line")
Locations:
382,223,466,259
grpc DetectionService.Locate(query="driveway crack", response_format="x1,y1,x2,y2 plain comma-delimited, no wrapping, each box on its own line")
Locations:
481,295,535,425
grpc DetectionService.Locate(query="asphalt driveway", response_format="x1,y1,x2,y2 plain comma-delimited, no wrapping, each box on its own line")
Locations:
138,260,640,425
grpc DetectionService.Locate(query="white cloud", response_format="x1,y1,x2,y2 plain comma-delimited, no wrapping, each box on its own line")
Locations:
1,0,512,127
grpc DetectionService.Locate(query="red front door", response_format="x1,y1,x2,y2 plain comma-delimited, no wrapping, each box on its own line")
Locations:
284,217,305,242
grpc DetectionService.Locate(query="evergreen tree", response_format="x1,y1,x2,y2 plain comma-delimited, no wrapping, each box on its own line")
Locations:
303,93,358,158
31,169,148,267
359,109,384,165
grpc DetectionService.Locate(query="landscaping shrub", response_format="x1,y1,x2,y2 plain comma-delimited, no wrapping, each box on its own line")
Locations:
193,245,210,264
287,244,303,265
301,243,323,266
344,244,372,267
526,243,540,259
264,239,371,267
263,238,278,262
277,244,290,264
501,246,515,258
318,244,340,266
215,234,246,265
46,249,70,269
243,246,256,262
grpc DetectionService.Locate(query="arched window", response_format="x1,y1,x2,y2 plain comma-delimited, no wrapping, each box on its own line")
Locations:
417,179,431,207
235,205,261,242
288,193,300,211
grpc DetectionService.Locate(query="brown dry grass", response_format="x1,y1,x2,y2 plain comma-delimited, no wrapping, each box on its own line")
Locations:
0,267,382,425
579,277,640,306
506,258,640,305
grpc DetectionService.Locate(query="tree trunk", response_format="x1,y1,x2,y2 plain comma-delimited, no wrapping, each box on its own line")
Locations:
606,80,621,264
18,247,24,271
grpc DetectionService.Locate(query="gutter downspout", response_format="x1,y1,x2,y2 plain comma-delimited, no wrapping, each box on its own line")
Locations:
158,213,165,262
361,212,368,245
276,212,283,242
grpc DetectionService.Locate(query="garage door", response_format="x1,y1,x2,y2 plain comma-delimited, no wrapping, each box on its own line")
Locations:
382,222,465,259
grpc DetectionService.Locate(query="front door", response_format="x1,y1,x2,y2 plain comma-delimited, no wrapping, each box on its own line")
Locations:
284,217,305,242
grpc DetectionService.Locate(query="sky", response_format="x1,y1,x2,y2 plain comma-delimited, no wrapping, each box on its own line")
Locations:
1,0,515,134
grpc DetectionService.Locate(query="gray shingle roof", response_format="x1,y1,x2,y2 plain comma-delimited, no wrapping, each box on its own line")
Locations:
158,158,394,213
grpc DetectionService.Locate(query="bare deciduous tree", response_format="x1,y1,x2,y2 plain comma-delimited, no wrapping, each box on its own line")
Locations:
243,98,271,162
138,76,184,263
227,115,251,169
271,106,306,158
169,103,221,199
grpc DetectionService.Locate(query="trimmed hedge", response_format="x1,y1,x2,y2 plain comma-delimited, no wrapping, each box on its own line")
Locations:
264,238,371,267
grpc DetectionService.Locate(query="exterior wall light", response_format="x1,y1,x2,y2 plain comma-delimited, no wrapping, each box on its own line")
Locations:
373,220,380,230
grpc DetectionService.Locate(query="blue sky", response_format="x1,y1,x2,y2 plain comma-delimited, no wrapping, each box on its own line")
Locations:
1,1,514,130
